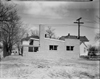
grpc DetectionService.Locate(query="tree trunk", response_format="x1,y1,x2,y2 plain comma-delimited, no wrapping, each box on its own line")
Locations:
3,41,11,57
3,42,8,57
9,43,12,55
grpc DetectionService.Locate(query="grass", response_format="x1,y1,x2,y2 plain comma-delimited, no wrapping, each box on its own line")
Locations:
0,55,99,79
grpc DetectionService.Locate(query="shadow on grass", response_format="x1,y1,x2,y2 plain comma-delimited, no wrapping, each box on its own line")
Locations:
79,72,95,79
80,56,100,61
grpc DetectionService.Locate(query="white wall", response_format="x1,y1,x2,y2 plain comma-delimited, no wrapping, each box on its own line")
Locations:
65,39,80,57
23,46,28,56
22,25,81,59
22,41,29,45
33,41,39,46
39,38,80,59
0,49,3,58
39,25,45,51
80,43,88,56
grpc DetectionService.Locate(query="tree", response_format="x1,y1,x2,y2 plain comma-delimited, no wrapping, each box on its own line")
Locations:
95,33,100,41
88,45,98,57
46,26,55,38
94,16,100,52
31,29,39,36
14,24,26,55
0,0,25,57
95,16,100,41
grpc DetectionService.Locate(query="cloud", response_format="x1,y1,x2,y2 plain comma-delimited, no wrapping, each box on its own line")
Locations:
11,0,99,20
10,1,99,24
22,2,67,19
12,1,67,19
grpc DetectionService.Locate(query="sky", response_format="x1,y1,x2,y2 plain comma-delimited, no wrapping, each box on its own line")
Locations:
6,0,99,45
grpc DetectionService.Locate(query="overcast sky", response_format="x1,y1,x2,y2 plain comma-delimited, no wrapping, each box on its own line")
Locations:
7,0,99,45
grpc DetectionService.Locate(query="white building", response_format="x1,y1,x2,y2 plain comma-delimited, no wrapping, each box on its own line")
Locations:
21,25,89,59
0,41,3,59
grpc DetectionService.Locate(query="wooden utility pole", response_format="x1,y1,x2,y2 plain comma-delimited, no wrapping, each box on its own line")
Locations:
74,17,84,39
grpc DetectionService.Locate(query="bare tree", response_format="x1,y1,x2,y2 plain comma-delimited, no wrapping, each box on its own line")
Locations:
46,26,55,38
95,16,100,41
95,33,100,41
0,0,25,57
14,24,26,55
31,29,39,36
94,16,100,52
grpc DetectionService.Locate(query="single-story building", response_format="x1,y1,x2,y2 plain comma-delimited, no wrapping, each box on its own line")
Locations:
21,25,89,59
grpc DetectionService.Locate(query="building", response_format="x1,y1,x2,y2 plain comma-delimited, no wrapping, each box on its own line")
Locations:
21,25,89,59
0,41,3,59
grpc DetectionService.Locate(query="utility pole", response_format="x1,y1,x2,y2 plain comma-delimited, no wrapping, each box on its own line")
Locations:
74,17,84,39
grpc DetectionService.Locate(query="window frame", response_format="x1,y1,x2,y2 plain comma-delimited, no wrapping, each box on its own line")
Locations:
49,45,58,50
29,40,34,45
66,46,74,51
28,47,33,52
34,47,38,52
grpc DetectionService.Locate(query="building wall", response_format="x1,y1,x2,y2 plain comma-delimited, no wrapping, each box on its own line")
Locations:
39,37,80,59
22,41,29,45
22,25,80,59
0,42,3,58
22,39,40,56
23,46,28,56
41,38,65,52
65,39,80,58
39,25,45,51
80,43,88,56
33,40,39,46
0,49,3,59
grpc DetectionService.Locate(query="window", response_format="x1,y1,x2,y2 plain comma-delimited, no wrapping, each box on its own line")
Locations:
34,47,38,52
29,40,34,45
66,46,74,51
71,46,74,51
67,46,70,51
54,46,57,50
49,45,53,50
49,45,58,50
29,47,33,52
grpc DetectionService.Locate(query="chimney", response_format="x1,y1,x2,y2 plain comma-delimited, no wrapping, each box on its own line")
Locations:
39,24,45,40
39,24,45,51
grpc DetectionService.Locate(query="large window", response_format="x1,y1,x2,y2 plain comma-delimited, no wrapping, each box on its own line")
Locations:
34,47,38,52
49,45,58,50
29,40,34,45
66,46,74,51
29,47,33,52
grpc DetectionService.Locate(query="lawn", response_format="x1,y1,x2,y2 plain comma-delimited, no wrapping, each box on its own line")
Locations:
0,55,99,79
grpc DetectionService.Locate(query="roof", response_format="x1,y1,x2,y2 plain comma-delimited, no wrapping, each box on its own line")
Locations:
79,36,89,42
22,34,89,42
59,34,89,42
22,35,39,41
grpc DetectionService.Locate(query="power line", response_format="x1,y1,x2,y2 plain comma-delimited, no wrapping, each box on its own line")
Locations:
28,23,99,29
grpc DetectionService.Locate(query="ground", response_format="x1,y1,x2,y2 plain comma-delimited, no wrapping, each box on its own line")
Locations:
0,55,99,79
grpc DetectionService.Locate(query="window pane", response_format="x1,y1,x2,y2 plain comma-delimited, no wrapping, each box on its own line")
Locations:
29,40,34,45
49,45,53,50
66,46,70,51
71,46,74,51
29,47,33,52
54,46,57,50
34,47,38,52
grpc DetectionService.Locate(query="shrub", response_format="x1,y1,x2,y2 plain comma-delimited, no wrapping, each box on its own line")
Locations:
88,46,98,57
